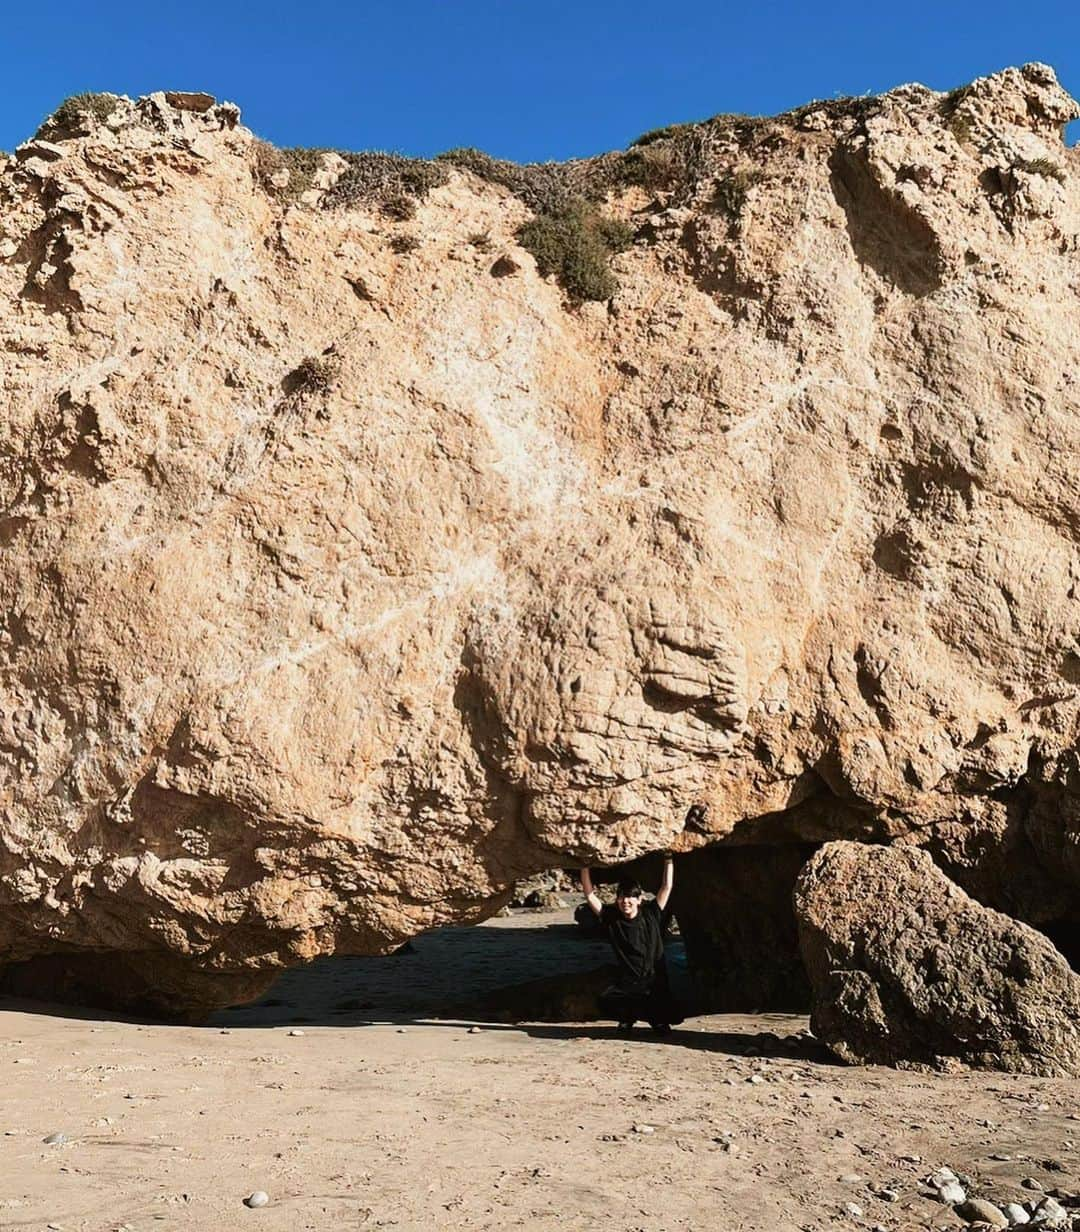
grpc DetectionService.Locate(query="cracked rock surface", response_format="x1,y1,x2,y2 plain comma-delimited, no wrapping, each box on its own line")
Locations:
0,66,1078,1013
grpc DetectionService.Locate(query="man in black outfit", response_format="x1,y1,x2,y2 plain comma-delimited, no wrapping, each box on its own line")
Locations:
579,850,684,1036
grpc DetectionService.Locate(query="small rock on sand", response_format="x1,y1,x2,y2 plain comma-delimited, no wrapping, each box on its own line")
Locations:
1002,1204,1031,1225
287,1029,304,1037
956,1198,1009,1228
939,1181,968,1204
42,1132,66,1145
244,1191,270,1208
1029,1196,1068,1227
632,1124,655,1134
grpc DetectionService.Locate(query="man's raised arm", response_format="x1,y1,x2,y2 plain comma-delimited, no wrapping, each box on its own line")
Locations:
580,867,604,917
656,852,675,911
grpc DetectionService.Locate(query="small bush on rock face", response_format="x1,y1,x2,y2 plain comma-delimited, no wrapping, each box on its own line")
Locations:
939,86,977,145
518,199,633,302
712,167,764,224
38,92,117,136
389,233,421,255
1014,157,1066,184
288,354,339,395
381,193,416,221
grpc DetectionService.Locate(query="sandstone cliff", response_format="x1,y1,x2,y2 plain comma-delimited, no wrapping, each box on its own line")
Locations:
0,68,1078,1014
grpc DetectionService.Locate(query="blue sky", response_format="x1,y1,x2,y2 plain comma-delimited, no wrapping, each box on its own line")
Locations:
2,1,1078,157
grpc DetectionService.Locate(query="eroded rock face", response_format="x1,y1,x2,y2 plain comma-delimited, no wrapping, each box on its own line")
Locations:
1,66,1079,1012
794,842,1080,1076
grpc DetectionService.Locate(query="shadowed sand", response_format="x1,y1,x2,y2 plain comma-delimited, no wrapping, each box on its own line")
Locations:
1,909,1078,1231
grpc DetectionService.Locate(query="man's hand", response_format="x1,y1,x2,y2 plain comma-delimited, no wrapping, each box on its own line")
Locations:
580,867,603,918
656,851,675,911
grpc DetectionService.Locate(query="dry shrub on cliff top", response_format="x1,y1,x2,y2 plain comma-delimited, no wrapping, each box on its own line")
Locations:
436,146,622,214
36,92,118,137
322,152,448,210
518,198,633,301
439,137,722,209
254,142,329,202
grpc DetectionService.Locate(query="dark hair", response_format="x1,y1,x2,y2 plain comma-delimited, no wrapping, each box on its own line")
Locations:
616,878,643,899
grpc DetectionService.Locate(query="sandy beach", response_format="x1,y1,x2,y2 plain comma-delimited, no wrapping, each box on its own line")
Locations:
1,908,1078,1232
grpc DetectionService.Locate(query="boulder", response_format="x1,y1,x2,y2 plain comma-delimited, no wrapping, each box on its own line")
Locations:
1,64,1080,1013
794,842,1080,1076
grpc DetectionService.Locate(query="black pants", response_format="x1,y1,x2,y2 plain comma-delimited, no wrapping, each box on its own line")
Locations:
598,962,684,1026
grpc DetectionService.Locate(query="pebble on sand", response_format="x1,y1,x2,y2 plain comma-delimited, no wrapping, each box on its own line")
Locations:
632,1124,655,1134
287,1029,305,1037
468,1026,482,1034
42,1132,66,1145
244,1191,270,1209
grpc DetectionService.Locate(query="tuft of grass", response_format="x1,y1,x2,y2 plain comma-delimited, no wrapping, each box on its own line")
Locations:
1013,157,1066,184
618,142,685,192
518,198,633,302
37,92,118,137
711,167,765,225
288,354,340,395
254,142,328,202
389,233,421,255
630,120,699,148
468,231,493,252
